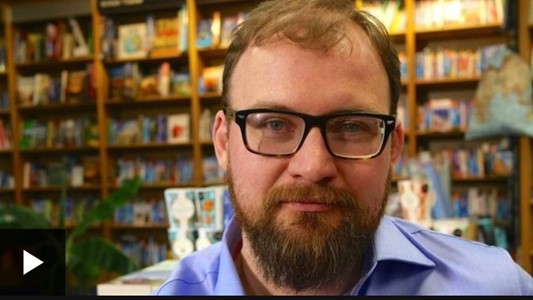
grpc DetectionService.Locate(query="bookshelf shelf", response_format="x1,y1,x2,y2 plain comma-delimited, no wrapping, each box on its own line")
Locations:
103,54,189,66
415,77,480,88
0,0,528,274
198,48,227,58
199,92,221,99
17,102,96,112
15,56,94,70
19,146,99,154
105,96,191,108
23,184,100,192
452,174,512,183
416,131,465,138
415,23,508,40
107,142,194,150
111,224,170,230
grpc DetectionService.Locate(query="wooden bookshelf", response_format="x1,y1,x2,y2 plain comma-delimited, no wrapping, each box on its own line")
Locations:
517,0,533,275
0,0,530,273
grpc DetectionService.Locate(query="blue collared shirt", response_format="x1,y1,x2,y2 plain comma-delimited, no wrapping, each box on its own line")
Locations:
153,216,533,295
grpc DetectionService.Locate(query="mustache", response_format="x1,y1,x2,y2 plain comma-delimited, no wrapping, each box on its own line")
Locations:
264,184,357,209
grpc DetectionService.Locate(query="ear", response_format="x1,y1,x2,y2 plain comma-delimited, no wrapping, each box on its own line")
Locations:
390,119,405,164
213,110,229,172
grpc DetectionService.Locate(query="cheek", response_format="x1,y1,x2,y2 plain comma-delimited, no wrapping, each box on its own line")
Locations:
340,160,390,209
227,139,282,212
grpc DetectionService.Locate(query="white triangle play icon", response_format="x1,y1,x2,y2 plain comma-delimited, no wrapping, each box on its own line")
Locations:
23,250,44,275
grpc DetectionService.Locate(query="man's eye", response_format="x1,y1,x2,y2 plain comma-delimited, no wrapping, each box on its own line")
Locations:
265,120,287,131
341,122,362,133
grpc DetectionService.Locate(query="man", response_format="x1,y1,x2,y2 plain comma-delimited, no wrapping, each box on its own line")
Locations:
154,0,533,295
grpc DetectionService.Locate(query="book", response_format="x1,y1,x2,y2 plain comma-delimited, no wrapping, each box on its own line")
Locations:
199,65,223,94
68,17,89,57
178,4,189,52
196,18,213,49
17,75,35,106
150,15,180,57
166,113,190,144
97,259,178,295
220,15,239,48
65,70,88,103
210,11,222,48
117,22,148,59
157,62,171,97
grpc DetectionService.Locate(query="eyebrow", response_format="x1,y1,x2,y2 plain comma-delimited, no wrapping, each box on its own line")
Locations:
244,102,382,115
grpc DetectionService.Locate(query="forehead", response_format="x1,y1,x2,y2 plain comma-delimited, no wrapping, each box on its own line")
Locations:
229,25,390,115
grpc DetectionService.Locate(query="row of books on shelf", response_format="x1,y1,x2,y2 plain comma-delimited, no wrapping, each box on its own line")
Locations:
388,174,510,249
17,64,96,106
108,113,190,145
117,235,168,268
21,153,222,189
22,155,100,188
451,187,510,220
415,43,507,80
196,10,247,50
202,156,225,185
100,5,188,60
394,143,514,180
115,154,194,186
108,62,191,101
114,198,167,227
19,116,99,149
414,0,506,29
30,196,98,227
393,147,512,218
440,144,513,178
14,17,91,64
417,98,472,133
359,0,406,34
389,181,510,223
361,0,505,35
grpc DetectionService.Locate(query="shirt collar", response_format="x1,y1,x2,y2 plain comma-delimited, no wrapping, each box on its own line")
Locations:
372,216,435,267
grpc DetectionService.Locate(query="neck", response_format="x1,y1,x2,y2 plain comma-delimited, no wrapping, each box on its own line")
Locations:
234,241,361,295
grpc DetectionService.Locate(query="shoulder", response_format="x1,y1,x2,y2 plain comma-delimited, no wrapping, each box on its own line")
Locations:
389,216,511,261
152,242,224,295
387,216,514,266
377,216,533,295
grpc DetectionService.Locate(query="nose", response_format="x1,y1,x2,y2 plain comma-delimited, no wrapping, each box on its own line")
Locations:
286,127,338,184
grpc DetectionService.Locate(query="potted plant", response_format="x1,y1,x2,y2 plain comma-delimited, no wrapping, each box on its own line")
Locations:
0,176,143,295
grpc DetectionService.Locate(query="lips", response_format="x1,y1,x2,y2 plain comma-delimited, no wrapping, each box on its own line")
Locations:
282,201,333,212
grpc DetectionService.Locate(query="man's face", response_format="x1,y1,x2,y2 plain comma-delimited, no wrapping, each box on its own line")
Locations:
213,25,403,292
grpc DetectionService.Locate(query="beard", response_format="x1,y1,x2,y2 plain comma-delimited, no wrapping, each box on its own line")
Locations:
227,168,392,293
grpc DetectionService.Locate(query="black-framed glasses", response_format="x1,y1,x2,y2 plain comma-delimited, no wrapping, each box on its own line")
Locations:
224,108,396,160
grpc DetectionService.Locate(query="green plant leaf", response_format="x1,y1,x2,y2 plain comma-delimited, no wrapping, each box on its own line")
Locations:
68,236,139,288
0,205,52,229
68,177,142,242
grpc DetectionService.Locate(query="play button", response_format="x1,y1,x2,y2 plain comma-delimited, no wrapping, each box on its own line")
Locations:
0,229,65,295
23,250,44,275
